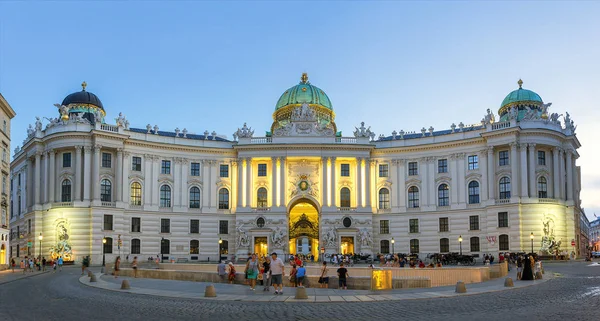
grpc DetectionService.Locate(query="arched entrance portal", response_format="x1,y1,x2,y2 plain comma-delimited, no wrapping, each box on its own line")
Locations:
288,199,320,261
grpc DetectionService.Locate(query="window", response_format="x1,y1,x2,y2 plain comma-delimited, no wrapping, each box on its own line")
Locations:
257,163,267,177
343,217,352,228
131,239,141,254
538,151,546,166
380,220,390,234
438,159,448,173
408,162,418,176
132,156,142,171
257,187,268,208
409,219,419,233
440,238,450,253
341,163,350,177
219,220,228,234
190,219,200,233
2,120,5,132
63,152,71,168
160,185,171,207
61,180,72,202
380,240,390,254
161,160,171,174
468,155,479,170
379,164,389,177
131,217,141,233
160,239,170,254
470,237,480,252
218,188,229,209
130,182,142,205
340,187,351,208
469,215,479,231
161,218,170,233
100,179,112,202
408,186,419,208
499,177,511,199
499,150,509,166
439,217,449,232
438,184,449,206
103,214,113,231
468,181,480,204
219,240,229,255
102,152,112,168
103,237,113,254
219,164,229,178
190,240,199,254
190,162,200,176
538,177,548,198
499,234,509,251
378,188,390,209
189,186,201,208
498,212,509,228
257,217,265,228
410,239,419,254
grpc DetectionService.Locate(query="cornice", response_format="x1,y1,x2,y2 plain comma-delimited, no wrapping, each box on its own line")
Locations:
371,137,486,156
234,144,374,153
125,141,236,157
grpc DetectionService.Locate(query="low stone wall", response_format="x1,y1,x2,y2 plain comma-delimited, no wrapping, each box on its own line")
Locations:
489,262,508,279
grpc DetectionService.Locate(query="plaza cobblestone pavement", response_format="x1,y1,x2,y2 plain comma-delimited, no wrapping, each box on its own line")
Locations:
1,261,599,321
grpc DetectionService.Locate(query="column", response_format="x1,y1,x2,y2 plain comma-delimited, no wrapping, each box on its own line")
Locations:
450,154,458,205
528,143,537,197
83,147,91,201
271,157,277,207
172,158,181,207
279,157,286,207
420,159,428,206
237,158,244,208
143,154,152,206
246,158,252,207
74,146,82,202
397,160,406,208
330,157,337,208
209,160,217,208
566,149,573,201
43,151,49,203
202,160,210,208
487,147,495,200
122,152,130,204
457,154,466,204
181,159,188,208
322,157,328,207
479,150,488,201
34,151,42,205
364,158,371,208
92,145,101,201
116,149,123,202
356,158,363,208
558,149,565,200
510,143,519,198
520,144,528,198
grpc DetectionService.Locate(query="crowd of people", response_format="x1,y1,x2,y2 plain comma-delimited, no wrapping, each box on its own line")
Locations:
8,256,64,273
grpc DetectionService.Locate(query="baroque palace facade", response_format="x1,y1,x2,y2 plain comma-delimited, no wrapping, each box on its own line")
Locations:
8,74,584,264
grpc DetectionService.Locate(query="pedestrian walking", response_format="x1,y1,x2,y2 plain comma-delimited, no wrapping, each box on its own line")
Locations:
58,256,64,272
81,256,89,275
318,261,329,288
247,254,259,290
228,262,236,284
217,260,227,282
114,256,121,278
11,257,16,273
42,257,47,272
337,263,349,290
296,264,306,287
132,256,138,278
270,252,285,295
262,257,271,291
29,258,34,272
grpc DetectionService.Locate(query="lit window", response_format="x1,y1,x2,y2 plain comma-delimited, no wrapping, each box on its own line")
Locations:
340,187,351,208
130,182,142,205
257,187,267,208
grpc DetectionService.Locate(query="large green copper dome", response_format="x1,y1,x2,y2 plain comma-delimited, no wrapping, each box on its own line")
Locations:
500,79,542,109
275,73,332,110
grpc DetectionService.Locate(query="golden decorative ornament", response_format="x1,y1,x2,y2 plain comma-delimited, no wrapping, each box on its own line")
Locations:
302,87,307,92
300,72,308,84
81,81,87,91
518,79,523,89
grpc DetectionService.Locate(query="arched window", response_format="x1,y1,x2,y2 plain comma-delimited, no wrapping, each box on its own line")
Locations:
218,188,229,209
100,179,112,202
408,186,420,208
160,185,171,207
380,240,390,254
468,181,480,204
219,240,229,256
470,237,480,252
130,182,142,206
438,184,449,206
190,240,199,254
160,238,170,255
499,234,509,251
257,187,268,208
538,177,548,198
131,238,141,254
61,180,72,202
499,177,511,199
340,187,351,208
103,237,113,254
189,186,201,208
440,238,449,253
378,188,390,209
410,239,419,254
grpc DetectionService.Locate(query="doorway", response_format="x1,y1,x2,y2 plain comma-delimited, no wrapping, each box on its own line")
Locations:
254,237,268,257
340,236,355,254
288,200,320,261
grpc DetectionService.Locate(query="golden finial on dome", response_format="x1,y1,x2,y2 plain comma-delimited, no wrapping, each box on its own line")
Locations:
517,79,523,89
81,81,87,91
300,72,308,84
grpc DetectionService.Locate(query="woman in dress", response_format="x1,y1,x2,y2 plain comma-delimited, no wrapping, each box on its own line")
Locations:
247,254,260,290
228,262,237,284
114,256,121,278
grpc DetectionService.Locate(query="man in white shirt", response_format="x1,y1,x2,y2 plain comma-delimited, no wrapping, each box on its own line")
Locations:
270,252,285,295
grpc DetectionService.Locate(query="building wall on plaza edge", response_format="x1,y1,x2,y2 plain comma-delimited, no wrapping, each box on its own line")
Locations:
8,76,585,266
0,94,16,268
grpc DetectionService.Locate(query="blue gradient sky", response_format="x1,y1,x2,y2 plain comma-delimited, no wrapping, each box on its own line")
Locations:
0,1,598,220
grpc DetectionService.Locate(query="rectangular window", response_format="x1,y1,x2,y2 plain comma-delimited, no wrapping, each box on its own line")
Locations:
499,150,509,166
440,238,450,253
190,219,200,234
131,217,141,233
379,164,389,177
470,237,480,252
340,164,350,177
469,215,479,231
103,214,113,231
410,239,419,254
190,162,200,176
499,235,509,251
408,162,418,176
161,160,171,174
161,218,170,233
380,220,390,234
103,238,113,254
63,152,71,168
468,155,479,170
409,219,419,233
439,217,449,232
219,220,228,235
102,152,112,168
498,212,509,228
257,163,267,177
438,159,448,173
380,240,390,254
132,156,142,171
219,164,229,178
538,151,546,166
131,239,141,254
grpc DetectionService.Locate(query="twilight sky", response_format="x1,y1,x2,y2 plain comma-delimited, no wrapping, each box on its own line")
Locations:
0,1,598,220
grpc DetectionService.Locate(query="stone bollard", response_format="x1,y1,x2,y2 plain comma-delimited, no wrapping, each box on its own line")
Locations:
535,272,543,280
204,285,217,297
100,267,105,274
121,280,131,290
455,281,467,293
88,271,93,277
295,286,308,299
504,277,514,287
90,274,97,282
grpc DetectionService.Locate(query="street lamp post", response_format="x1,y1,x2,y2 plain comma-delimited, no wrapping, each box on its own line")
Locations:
38,233,43,260
530,232,534,254
160,237,164,263
102,237,107,267
391,238,395,254
459,235,463,256
218,238,222,262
